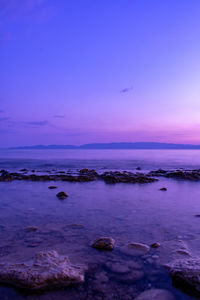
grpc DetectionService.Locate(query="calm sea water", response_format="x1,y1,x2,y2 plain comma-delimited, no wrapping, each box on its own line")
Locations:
0,149,200,299
0,149,200,171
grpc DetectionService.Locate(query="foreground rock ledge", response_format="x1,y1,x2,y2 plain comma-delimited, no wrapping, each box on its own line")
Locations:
166,258,200,293
0,250,86,291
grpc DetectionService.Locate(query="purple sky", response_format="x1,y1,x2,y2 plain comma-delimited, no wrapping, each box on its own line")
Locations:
1,0,200,147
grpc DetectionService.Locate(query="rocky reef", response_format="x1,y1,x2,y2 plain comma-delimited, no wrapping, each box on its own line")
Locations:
0,169,157,184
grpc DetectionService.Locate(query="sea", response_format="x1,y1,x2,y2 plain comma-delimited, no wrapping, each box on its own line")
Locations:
0,149,200,299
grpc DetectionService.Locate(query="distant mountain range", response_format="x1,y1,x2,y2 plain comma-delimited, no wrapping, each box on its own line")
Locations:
10,142,200,150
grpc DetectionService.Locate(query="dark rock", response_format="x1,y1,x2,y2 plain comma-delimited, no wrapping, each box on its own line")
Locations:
160,187,167,191
0,250,86,291
25,226,38,232
91,237,115,251
151,242,161,248
166,258,200,292
48,186,57,189
56,191,69,199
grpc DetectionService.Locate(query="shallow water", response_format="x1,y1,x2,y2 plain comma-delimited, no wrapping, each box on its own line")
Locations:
0,178,200,299
1,150,200,299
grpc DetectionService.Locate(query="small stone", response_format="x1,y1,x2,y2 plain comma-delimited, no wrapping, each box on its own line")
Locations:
25,226,38,232
160,187,167,191
48,186,57,189
151,242,161,248
91,237,115,251
56,191,69,199
134,289,175,300
66,224,85,229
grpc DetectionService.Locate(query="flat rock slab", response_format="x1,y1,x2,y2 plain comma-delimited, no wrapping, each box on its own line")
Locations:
120,243,150,256
0,250,86,291
135,289,175,300
166,258,200,292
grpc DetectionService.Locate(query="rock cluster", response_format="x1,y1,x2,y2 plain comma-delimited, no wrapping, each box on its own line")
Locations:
0,250,86,291
149,169,200,181
100,171,157,184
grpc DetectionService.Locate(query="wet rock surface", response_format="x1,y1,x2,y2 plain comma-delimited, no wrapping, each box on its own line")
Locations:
149,169,200,181
100,171,158,184
0,169,157,184
0,250,86,291
166,258,200,293
56,191,69,199
91,237,115,250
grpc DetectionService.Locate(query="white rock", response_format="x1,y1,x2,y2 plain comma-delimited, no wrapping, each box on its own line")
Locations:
0,250,86,291
134,289,175,300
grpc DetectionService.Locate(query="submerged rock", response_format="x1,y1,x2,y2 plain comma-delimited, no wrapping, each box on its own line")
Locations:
48,186,57,189
120,242,150,256
166,258,200,292
56,191,69,199
0,250,86,291
135,289,175,300
91,237,115,250
25,226,38,232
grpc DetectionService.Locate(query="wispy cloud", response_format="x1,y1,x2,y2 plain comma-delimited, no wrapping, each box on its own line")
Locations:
26,120,49,126
53,115,65,119
120,86,133,93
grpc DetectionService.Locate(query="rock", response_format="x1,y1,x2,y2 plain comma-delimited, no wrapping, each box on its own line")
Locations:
65,224,85,229
134,289,175,300
160,187,167,191
20,169,28,172
91,237,115,251
120,243,150,256
151,242,161,248
0,250,86,291
25,226,38,232
166,258,200,292
48,186,57,189
56,191,69,199
136,167,141,170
